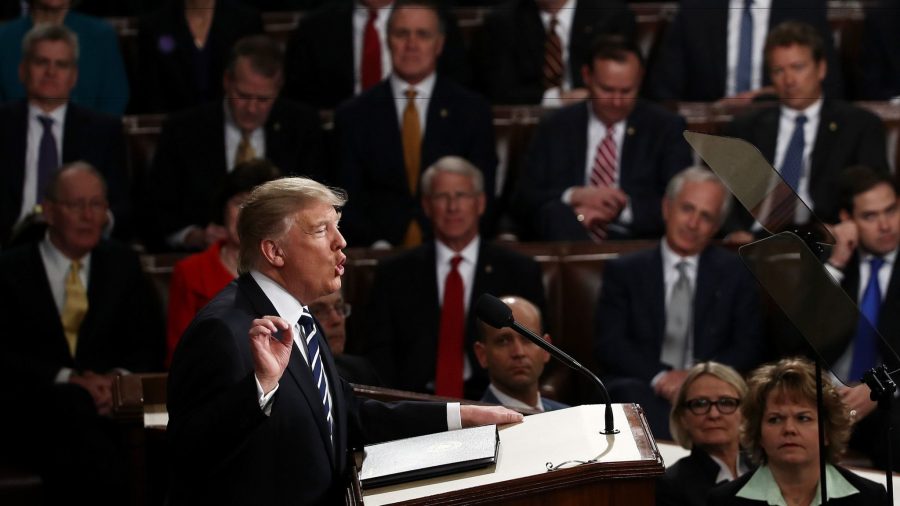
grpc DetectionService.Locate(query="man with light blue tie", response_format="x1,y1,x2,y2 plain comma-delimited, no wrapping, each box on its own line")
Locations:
821,165,900,471
723,21,889,243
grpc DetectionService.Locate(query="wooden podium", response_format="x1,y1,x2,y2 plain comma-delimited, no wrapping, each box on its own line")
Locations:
352,403,663,506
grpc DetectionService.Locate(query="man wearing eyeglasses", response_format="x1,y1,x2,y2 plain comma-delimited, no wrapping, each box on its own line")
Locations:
309,288,382,385
365,156,545,399
0,23,129,247
0,161,163,505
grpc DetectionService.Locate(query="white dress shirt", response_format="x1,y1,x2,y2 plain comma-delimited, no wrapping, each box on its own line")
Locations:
539,0,576,105
725,0,771,96
223,101,266,172
21,103,67,222
352,1,393,94
487,383,545,412
390,71,435,138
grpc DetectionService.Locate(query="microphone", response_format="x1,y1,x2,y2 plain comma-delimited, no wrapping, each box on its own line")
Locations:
475,293,619,435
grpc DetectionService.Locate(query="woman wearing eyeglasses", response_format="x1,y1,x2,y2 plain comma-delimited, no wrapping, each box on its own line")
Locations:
657,361,750,506
708,357,888,506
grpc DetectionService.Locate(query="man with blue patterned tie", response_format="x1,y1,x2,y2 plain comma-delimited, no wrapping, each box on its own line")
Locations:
166,177,522,505
723,21,889,244
822,166,900,471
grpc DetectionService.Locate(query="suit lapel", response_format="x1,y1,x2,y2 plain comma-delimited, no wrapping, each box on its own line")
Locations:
8,101,28,212
422,77,449,170
61,104,80,162
649,246,666,343
809,101,836,190
693,248,718,358
620,102,642,185
758,108,779,163
521,1,544,76
337,3,355,90
710,5,729,95
27,244,71,362
238,275,336,466
571,105,589,184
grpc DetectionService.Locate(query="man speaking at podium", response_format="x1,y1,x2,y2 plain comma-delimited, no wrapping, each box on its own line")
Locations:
166,177,521,505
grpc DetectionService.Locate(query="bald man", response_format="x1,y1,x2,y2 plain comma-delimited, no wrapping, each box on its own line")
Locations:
475,296,567,412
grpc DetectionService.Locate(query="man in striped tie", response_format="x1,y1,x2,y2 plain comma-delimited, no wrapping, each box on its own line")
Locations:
167,176,522,505
514,34,693,241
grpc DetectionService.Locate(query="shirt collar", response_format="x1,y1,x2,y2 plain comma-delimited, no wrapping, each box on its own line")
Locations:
40,232,91,268
222,100,264,137
487,383,544,412
707,451,749,483
587,101,627,133
29,102,67,125
539,0,576,32
861,247,898,266
736,464,859,505
660,239,700,274
390,71,437,100
250,271,305,324
435,235,480,267
780,97,823,121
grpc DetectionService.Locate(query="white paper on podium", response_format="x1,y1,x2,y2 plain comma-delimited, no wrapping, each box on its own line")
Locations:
362,404,648,505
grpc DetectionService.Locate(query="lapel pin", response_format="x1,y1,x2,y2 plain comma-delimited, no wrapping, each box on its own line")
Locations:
829,122,837,132
485,265,493,274
627,126,635,136
273,122,281,132
440,108,448,118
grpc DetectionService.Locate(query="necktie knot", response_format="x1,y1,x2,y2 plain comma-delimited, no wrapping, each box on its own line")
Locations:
38,115,54,129
870,257,885,273
405,88,417,101
548,16,558,33
71,259,82,275
675,260,689,276
450,255,462,270
744,0,753,8
795,114,807,127
367,8,377,22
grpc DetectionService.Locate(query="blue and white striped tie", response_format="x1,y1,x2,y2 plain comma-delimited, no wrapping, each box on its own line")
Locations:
299,308,333,440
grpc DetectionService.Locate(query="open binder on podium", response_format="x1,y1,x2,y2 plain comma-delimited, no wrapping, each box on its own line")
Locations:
684,131,900,503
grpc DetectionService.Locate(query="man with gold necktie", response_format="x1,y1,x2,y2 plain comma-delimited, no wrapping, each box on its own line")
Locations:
334,0,497,248
0,161,163,505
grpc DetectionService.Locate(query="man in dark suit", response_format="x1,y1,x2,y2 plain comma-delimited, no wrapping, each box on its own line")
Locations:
513,35,693,241
646,0,841,102
144,34,325,251
0,162,163,505
474,0,635,105
593,167,765,439
334,0,497,247
723,22,888,240
166,176,521,504
820,166,900,470
0,23,129,247
284,0,470,109
364,157,546,400
475,295,567,412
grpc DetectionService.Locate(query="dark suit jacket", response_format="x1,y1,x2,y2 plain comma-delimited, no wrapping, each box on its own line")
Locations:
136,0,263,113
143,99,325,250
0,240,163,387
657,448,753,506
167,274,447,505
723,99,889,228
646,0,842,101
364,241,546,399
593,244,765,382
283,0,471,109
0,100,130,246
334,77,498,247
513,100,692,240
480,387,568,411
860,0,900,99
707,464,889,506
475,0,635,104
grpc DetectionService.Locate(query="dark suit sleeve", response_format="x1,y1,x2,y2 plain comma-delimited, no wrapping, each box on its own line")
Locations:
645,6,690,101
593,260,665,382
856,111,890,173
705,262,765,373
513,115,570,225
476,10,545,105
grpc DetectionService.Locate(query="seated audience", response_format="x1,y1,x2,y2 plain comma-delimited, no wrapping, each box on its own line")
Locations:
334,0,497,247
0,24,129,247
474,0,635,105
165,159,281,366
821,166,900,471
859,0,900,100
646,0,841,103
513,35,692,241
0,162,163,505
144,34,326,252
475,295,567,412
657,361,751,506
723,21,889,241
0,0,130,115
708,357,888,505
365,156,545,399
284,0,471,109
594,167,765,439
309,288,382,385
136,0,264,113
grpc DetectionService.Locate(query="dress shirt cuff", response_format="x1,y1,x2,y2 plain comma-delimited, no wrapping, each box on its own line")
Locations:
618,196,633,225
55,367,74,384
541,86,562,107
650,370,668,388
824,262,844,284
561,187,575,206
446,402,462,430
255,374,279,416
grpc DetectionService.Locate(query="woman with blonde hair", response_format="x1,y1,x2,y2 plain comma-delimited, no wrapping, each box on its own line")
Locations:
708,357,887,505
657,361,750,506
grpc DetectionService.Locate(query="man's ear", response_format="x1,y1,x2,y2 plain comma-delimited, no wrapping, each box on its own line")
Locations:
260,239,285,267
473,341,489,369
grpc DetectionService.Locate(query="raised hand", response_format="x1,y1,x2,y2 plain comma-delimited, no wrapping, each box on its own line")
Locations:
249,316,295,393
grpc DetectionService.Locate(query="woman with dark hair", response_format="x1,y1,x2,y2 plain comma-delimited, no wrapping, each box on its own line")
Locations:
164,159,280,366
708,357,888,505
657,361,750,506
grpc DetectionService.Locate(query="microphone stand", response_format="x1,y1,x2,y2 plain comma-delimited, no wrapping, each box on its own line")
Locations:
507,320,619,435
